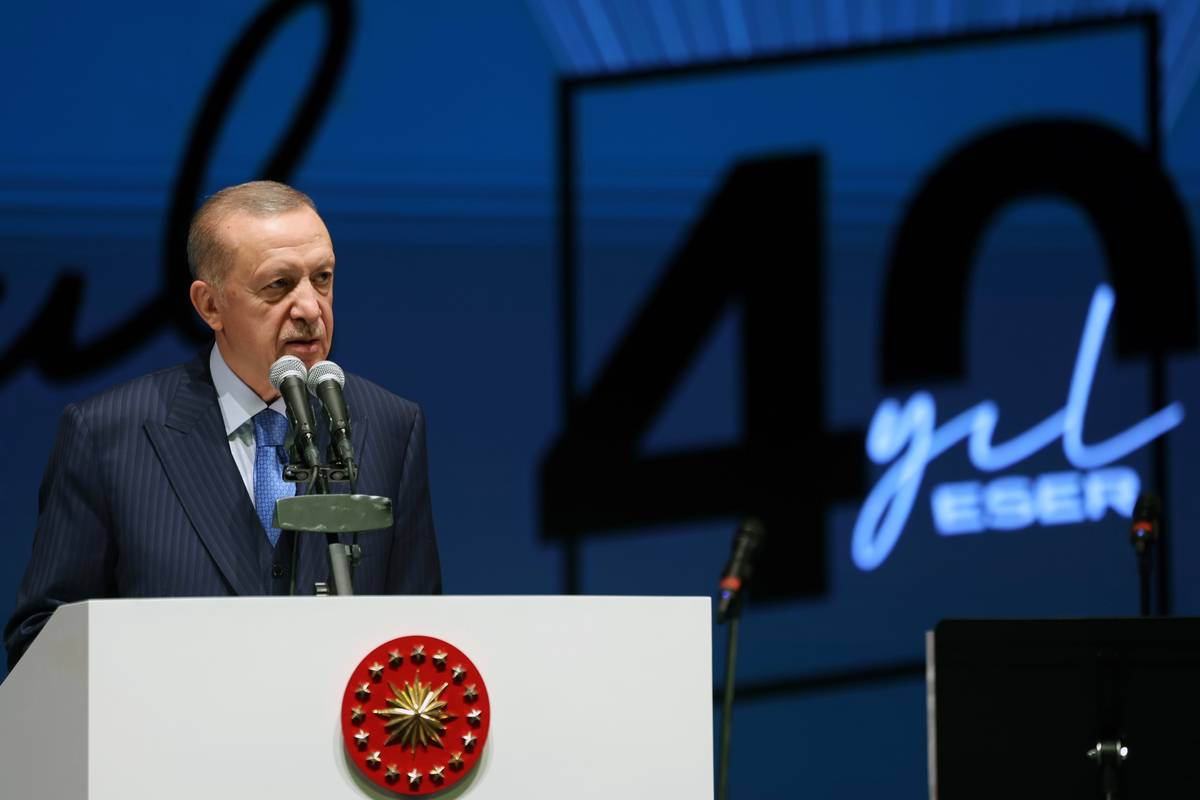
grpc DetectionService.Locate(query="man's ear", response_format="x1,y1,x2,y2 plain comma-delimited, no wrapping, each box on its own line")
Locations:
189,280,223,331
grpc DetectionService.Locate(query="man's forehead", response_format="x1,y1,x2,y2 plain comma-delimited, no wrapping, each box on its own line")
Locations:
219,208,334,264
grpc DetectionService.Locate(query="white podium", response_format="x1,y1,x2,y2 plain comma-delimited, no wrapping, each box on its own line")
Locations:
0,596,713,799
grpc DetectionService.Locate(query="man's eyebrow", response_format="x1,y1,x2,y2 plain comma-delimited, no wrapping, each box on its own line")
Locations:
257,257,306,273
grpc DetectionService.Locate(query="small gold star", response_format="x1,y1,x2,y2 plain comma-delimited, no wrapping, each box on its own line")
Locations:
467,708,483,727
350,706,364,725
385,765,400,783
430,765,446,783
410,644,426,664
368,662,384,681
388,649,403,668
432,651,448,669
463,684,478,702
462,731,477,750
365,751,381,769
451,665,467,683
354,729,370,750
355,682,371,700
408,768,422,787
449,752,464,770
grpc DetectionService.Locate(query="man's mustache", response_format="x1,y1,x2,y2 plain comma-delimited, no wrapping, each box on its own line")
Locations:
282,324,323,341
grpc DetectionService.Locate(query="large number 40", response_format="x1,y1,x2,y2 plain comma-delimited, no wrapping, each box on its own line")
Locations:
540,118,1195,603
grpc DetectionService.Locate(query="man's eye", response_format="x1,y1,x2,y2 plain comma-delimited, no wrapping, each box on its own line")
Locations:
268,278,290,290
314,271,333,285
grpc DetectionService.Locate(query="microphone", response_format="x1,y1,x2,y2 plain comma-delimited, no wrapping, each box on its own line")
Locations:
306,360,354,465
268,356,321,468
1129,493,1161,617
717,518,765,624
1130,494,1160,555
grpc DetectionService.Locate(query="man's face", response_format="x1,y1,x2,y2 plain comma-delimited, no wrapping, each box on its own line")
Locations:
191,206,335,400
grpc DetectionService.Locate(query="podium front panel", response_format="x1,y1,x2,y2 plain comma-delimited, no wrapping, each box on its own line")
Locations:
2,595,713,800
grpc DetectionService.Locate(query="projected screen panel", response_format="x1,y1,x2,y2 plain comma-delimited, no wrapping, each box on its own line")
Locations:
560,20,1185,684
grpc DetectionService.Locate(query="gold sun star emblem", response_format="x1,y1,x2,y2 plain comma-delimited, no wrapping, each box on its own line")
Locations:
373,672,456,751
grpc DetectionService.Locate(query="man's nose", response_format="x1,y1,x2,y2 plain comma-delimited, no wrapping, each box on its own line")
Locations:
290,280,322,323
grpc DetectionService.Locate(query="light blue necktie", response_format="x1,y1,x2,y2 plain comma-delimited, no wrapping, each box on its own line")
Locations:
254,409,295,547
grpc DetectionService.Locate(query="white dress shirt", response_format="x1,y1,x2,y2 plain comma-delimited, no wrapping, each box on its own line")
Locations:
209,344,290,505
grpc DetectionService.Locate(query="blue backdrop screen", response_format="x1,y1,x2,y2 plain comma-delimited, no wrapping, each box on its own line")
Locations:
2,4,1199,798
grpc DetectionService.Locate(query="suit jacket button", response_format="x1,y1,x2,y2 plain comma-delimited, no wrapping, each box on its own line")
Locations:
272,563,285,578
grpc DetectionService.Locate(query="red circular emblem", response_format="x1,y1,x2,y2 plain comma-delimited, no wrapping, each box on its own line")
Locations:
341,636,490,795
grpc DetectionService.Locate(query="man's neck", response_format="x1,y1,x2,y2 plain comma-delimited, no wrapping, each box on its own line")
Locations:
213,337,277,403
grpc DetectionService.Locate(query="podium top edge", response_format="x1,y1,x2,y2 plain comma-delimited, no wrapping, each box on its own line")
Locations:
61,594,714,608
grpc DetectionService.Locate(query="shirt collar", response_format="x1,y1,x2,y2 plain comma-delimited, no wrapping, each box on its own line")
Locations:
209,344,288,436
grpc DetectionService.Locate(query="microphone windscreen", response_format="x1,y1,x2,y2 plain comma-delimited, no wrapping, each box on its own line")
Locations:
738,517,766,549
1133,493,1161,521
306,360,346,392
269,355,308,390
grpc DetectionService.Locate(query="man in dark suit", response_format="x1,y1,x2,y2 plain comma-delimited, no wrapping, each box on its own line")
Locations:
4,181,441,669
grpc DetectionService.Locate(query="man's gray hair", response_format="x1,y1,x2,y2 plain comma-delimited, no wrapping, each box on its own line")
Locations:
186,180,317,285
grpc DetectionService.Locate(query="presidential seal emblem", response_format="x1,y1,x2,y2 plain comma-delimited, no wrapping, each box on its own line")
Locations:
341,636,491,795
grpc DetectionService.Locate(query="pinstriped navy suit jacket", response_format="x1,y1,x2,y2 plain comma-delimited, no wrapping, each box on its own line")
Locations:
4,352,441,669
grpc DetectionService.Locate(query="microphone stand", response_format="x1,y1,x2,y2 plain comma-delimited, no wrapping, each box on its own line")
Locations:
278,456,389,595
717,595,743,800
1128,495,1160,617
1137,540,1153,618
715,518,763,800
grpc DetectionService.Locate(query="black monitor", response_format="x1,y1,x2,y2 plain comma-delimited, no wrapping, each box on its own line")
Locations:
928,618,1200,799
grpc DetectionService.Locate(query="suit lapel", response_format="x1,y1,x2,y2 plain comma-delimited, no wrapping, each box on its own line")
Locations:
306,389,370,495
351,414,370,473
144,355,263,596
343,379,370,476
